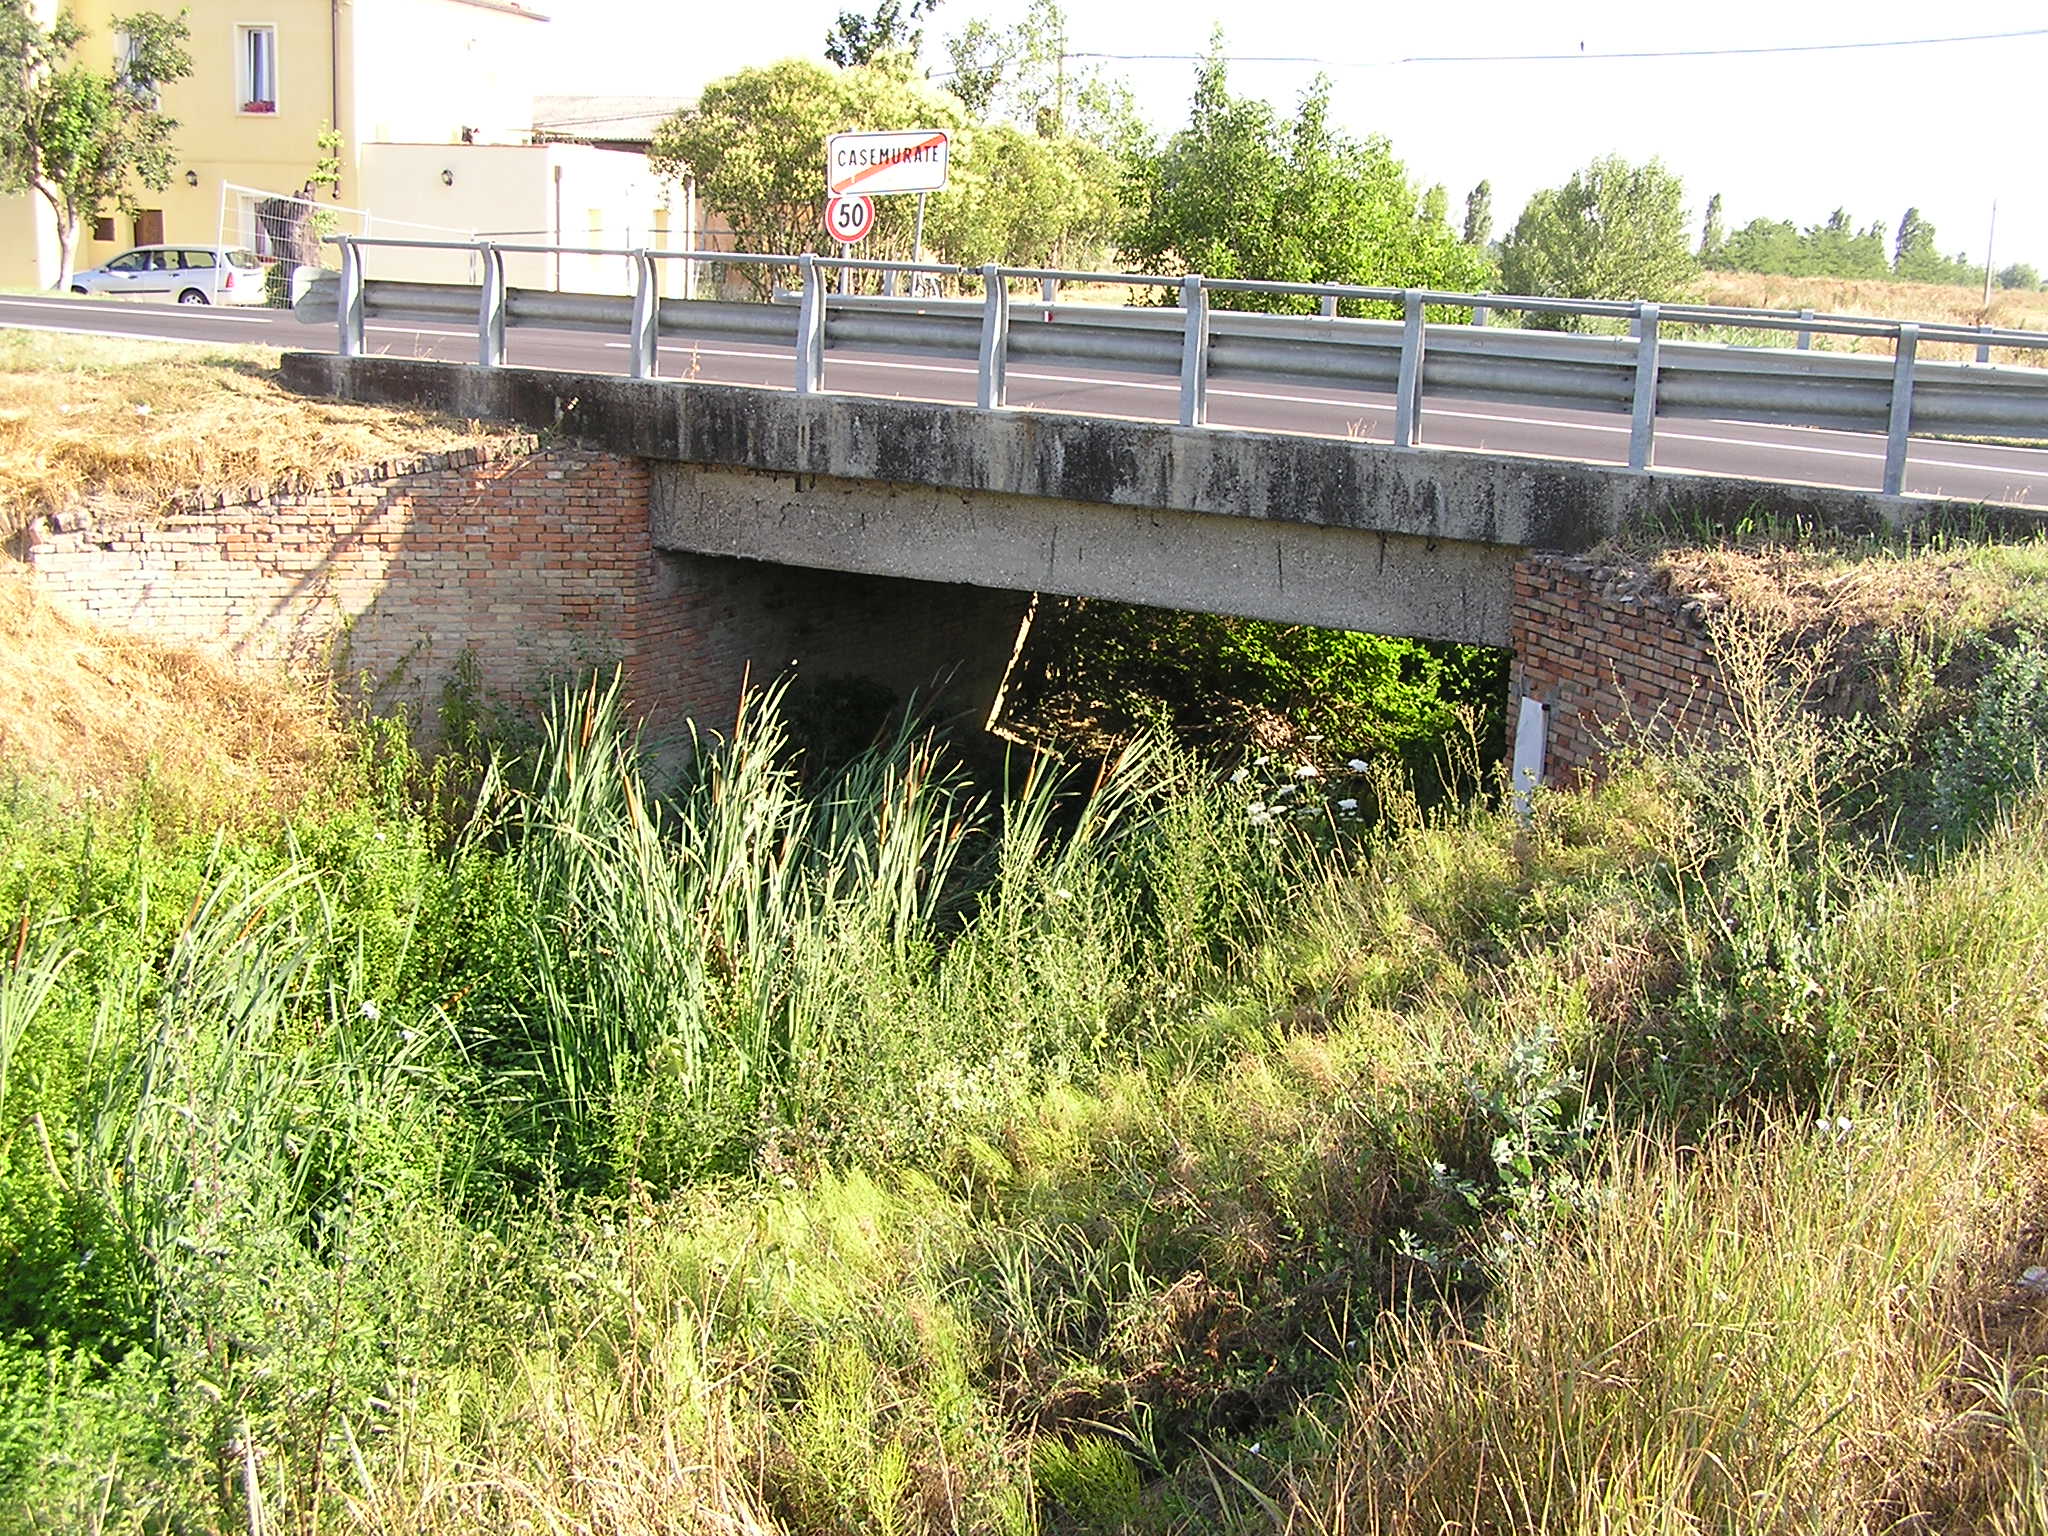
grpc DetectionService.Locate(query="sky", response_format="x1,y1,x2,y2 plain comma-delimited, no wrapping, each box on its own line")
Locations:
539,0,2048,276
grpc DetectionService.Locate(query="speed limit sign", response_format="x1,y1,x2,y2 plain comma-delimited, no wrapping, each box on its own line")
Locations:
825,193,875,244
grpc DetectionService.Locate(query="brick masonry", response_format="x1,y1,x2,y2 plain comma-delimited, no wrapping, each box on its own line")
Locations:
22,442,1721,782
24,442,1031,746
1507,553,1728,785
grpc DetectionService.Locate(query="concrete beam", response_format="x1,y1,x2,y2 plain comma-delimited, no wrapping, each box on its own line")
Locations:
649,463,1515,646
281,354,1930,554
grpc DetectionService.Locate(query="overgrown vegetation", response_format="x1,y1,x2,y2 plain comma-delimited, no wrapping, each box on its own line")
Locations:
1008,597,1507,790
6,532,2048,1530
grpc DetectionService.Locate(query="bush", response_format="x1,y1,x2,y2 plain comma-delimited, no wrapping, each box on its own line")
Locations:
1930,633,2048,838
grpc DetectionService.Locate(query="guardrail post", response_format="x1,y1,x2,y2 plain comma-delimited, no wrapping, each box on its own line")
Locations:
337,237,365,358
1883,323,1918,496
1471,304,1489,327
1319,294,1338,318
1797,308,1814,351
1393,292,1426,447
628,250,658,379
796,252,826,395
1977,325,1992,365
1628,302,1662,472
477,243,506,367
1179,274,1209,427
978,264,1009,409
1040,275,1057,322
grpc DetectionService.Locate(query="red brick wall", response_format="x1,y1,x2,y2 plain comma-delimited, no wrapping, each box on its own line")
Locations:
24,443,1030,746
1508,554,1728,785
26,442,687,728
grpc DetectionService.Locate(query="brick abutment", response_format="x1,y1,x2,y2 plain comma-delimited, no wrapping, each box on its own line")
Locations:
23,444,1729,782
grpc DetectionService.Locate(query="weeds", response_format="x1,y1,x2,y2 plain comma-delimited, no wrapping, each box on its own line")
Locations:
4,632,2048,1533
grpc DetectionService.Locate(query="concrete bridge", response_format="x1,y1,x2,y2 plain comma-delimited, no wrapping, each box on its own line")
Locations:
265,350,2044,781
282,351,1937,661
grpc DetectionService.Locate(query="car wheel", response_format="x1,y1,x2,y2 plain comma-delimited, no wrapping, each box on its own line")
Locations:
177,288,209,305
70,286,89,295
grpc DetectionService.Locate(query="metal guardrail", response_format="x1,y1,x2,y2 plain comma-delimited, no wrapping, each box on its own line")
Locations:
307,237,2048,496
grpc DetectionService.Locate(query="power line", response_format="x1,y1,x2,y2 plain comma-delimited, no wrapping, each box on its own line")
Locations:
1064,25,2048,70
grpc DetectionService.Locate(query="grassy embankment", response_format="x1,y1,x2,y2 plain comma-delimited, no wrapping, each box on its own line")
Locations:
3,499,2048,1533
0,330,517,546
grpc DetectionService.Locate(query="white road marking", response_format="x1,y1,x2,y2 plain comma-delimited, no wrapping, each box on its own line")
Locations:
0,295,278,322
603,339,2048,481
9,302,2039,489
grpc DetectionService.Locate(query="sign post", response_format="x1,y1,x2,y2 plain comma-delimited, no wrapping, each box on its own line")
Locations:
826,130,950,296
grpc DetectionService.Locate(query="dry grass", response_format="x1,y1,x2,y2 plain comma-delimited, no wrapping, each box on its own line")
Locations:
1691,271,2048,366
0,564,346,819
1654,541,2048,641
0,329,521,542
1304,1120,2022,1536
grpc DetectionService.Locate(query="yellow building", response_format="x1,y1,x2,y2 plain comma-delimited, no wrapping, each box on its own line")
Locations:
1,0,685,292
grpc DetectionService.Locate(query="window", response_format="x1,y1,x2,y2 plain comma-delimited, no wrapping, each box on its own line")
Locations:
179,250,217,269
237,25,277,113
105,252,146,273
119,30,159,106
92,216,116,242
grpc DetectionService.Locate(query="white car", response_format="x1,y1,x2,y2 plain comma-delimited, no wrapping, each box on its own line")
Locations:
70,245,269,305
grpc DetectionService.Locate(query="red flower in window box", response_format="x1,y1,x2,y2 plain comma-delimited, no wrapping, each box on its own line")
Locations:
243,99,275,113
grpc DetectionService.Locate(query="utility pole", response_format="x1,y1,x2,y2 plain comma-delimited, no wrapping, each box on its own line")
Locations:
1981,200,1998,315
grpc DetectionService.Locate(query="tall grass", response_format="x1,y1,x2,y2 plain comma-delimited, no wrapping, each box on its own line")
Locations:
4,641,2048,1533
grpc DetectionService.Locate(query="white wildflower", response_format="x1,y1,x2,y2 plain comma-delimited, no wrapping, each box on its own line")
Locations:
1337,798,1358,811
1347,758,1370,773
358,999,381,1022
1294,764,1319,779
1229,766,1250,784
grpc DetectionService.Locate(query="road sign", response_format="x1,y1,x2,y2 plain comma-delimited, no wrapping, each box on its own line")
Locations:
826,130,950,197
825,193,875,244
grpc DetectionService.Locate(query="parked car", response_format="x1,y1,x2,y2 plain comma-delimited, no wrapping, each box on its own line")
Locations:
69,245,269,305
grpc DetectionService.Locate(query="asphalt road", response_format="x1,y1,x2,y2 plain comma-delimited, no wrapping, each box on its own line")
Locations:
8,291,2046,507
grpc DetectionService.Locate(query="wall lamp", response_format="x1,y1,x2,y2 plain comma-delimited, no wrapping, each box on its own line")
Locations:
184,169,198,186
441,168,454,187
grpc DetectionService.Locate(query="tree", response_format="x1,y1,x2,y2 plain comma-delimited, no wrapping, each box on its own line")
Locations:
1699,192,1723,261
941,0,1143,152
1720,217,1800,275
824,0,941,68
1997,262,2041,291
1497,155,1694,325
1461,179,1492,247
1894,206,1932,273
650,56,1123,282
1801,208,1887,279
1892,206,1980,285
0,2,192,288
1419,183,1448,230
1119,49,1492,315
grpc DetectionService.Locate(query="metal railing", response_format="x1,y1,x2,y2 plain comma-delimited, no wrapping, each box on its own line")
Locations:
308,236,2048,497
